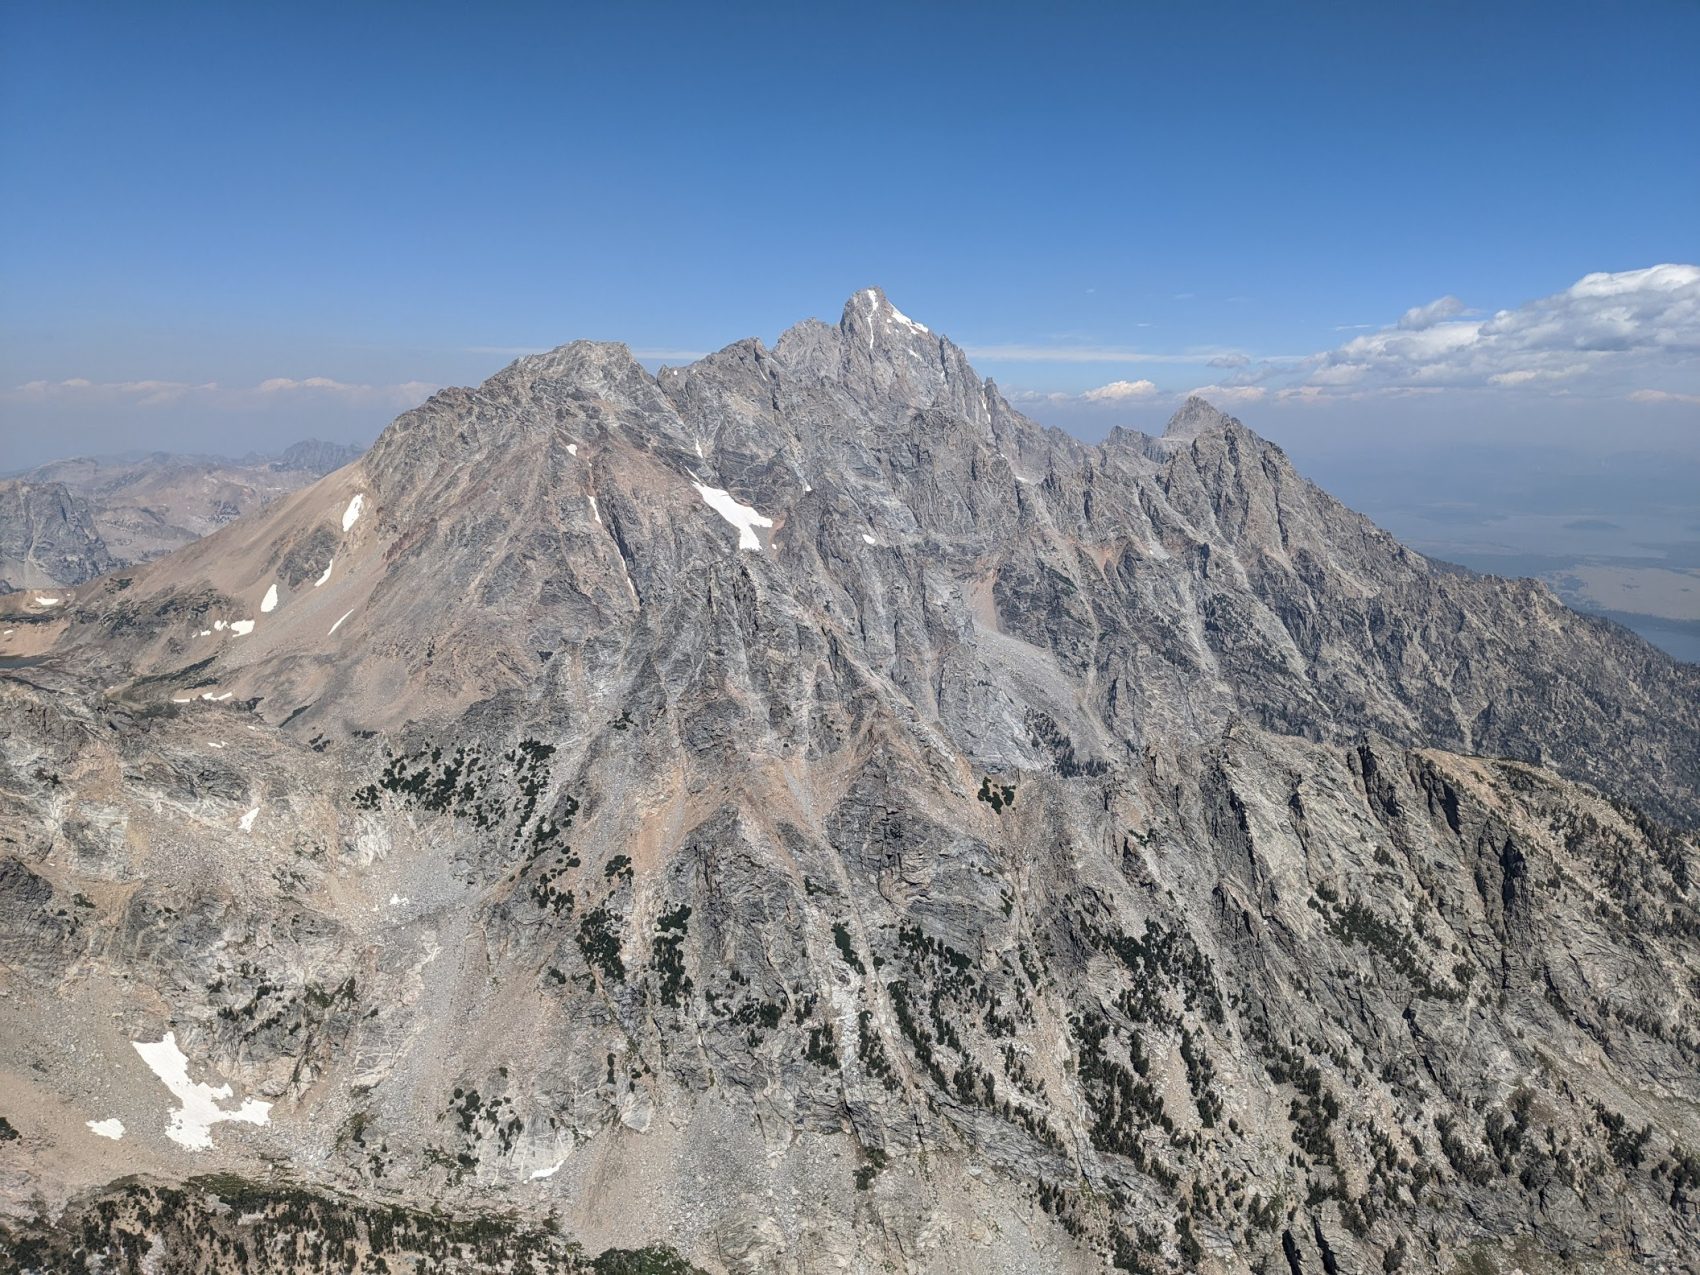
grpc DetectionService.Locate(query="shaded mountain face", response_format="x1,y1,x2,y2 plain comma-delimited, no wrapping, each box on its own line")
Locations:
0,441,363,588
0,481,116,594
1,293,1697,1274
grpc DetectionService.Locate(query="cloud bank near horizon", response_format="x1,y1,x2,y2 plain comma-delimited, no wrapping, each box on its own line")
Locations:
997,264,1700,412
4,265,1696,470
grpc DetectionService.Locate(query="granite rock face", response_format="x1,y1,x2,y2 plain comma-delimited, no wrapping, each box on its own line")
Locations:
0,481,116,594
1,292,1697,1274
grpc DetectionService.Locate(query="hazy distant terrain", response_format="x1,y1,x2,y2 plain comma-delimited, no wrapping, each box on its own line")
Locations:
1234,441,1700,663
0,441,361,592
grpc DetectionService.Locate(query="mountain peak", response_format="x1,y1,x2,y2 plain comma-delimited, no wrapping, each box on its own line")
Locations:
1161,394,1238,439
837,286,931,340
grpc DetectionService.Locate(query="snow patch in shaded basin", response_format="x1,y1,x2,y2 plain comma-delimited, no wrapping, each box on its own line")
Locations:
341,493,365,531
260,583,279,613
328,608,354,635
33,596,62,607
87,1118,125,1140
692,483,773,551
238,805,259,832
314,559,334,587
132,1032,271,1150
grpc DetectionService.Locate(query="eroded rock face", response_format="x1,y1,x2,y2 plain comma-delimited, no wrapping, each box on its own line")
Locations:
1,292,1697,1274
0,481,116,593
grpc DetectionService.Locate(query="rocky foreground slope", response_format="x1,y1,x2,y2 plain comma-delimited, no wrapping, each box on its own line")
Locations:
1,291,1697,1274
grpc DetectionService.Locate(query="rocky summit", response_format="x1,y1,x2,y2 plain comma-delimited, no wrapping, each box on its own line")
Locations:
1,290,1697,1274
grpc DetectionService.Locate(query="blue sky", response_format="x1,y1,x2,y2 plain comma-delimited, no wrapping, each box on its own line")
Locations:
2,0,1697,469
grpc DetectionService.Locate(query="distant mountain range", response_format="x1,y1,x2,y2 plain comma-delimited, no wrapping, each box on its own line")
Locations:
0,440,363,593
1,293,1695,1274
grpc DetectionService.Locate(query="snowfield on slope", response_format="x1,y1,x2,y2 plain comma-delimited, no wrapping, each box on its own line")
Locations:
693,483,773,551
132,1032,272,1150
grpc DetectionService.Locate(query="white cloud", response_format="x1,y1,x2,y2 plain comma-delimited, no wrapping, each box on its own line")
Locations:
8,376,437,409
1186,384,1267,405
1628,388,1700,406
13,378,216,406
1396,295,1468,330
1081,378,1159,403
1288,263,1700,401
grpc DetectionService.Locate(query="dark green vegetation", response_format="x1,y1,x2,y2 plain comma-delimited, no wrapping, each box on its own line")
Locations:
0,1176,702,1275
976,777,1015,813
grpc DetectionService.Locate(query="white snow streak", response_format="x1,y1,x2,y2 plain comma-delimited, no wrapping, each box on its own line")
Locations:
862,533,877,545
314,560,333,587
692,483,773,551
87,1118,125,1140
530,1159,566,1180
34,596,62,607
238,805,259,832
341,493,365,531
132,1032,271,1150
260,583,279,613
889,302,929,335
229,619,255,636
328,608,354,635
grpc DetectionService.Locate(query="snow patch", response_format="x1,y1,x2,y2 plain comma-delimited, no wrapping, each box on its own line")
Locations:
260,583,279,613
213,620,227,631
588,494,601,524
862,533,877,545
692,483,773,551
229,620,255,637
208,741,226,749
87,1118,125,1140
33,596,62,607
889,303,929,335
341,493,365,531
132,1032,271,1150
238,805,259,832
314,559,334,587
530,1158,566,1180
202,692,233,702
388,893,409,906
328,608,354,635
566,443,578,456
